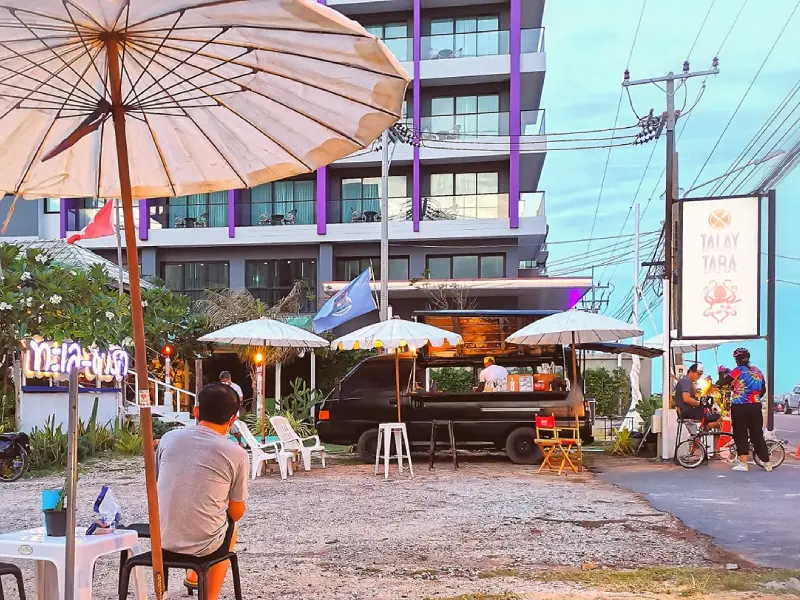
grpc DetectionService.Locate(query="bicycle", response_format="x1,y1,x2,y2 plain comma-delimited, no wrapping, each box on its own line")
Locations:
676,428,786,469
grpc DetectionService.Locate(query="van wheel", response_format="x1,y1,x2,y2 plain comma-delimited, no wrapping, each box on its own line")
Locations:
505,427,543,465
786,406,793,415
357,429,379,463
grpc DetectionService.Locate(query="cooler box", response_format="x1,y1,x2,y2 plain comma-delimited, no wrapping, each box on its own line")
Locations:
534,374,556,391
508,375,534,392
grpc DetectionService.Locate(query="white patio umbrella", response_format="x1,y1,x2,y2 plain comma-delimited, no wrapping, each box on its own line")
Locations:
0,2,408,595
200,318,327,436
643,331,721,361
331,319,463,421
506,311,643,388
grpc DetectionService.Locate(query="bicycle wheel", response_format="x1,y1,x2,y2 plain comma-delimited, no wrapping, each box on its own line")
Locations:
754,441,785,469
676,438,707,468
0,445,28,482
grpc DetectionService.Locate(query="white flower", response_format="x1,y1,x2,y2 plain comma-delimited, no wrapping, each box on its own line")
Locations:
20,271,31,282
26,297,33,307
34,254,47,264
70,271,78,276
121,337,133,348
49,294,62,305
105,311,115,320
141,300,148,308
15,251,25,261
0,302,11,311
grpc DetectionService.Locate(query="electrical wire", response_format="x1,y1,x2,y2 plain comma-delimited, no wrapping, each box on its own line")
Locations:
419,139,639,153
686,0,716,61
416,132,641,145
685,0,800,197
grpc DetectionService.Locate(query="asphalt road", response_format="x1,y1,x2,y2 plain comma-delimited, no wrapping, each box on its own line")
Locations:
598,414,800,569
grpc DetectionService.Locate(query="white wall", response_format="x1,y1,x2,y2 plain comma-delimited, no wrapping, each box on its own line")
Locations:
19,390,121,433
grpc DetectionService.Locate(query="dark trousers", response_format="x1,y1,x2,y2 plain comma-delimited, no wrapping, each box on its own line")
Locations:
731,403,770,462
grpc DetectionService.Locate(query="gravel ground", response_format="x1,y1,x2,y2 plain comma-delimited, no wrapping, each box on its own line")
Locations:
0,455,727,599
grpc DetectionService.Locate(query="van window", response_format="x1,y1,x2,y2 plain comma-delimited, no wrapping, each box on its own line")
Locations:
342,360,412,396
793,386,800,395
430,367,474,392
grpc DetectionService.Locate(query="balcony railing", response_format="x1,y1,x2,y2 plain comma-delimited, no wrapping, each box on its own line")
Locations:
421,27,543,60
327,198,409,223
237,200,315,226
422,193,509,220
418,109,545,141
520,191,545,217
149,195,228,229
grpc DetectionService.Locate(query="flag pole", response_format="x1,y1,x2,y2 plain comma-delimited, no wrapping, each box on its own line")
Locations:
115,198,124,300
106,36,165,600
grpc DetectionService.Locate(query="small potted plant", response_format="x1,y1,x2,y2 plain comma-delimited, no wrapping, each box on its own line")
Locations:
43,483,68,537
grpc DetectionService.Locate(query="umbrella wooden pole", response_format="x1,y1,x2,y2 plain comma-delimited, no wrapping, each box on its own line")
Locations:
395,349,401,422
106,38,165,600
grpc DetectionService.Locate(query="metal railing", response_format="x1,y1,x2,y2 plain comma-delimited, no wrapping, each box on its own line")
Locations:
421,27,544,60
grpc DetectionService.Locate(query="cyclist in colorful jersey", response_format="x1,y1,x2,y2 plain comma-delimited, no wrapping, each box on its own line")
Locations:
721,348,771,472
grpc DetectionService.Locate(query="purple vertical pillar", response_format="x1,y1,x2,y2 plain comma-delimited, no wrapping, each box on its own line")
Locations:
228,190,238,238
59,198,67,238
412,0,421,232
138,199,149,241
509,0,521,229
316,0,328,236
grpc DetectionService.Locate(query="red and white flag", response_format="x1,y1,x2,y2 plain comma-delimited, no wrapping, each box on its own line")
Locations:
66,200,115,244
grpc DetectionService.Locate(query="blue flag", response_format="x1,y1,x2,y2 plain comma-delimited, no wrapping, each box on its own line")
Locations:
313,268,377,333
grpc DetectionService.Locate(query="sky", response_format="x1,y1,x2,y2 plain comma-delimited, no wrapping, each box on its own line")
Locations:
538,0,800,393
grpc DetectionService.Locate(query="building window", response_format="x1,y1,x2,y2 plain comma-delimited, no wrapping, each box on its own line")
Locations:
429,16,501,58
44,198,60,214
335,257,409,281
365,23,410,61
340,176,407,222
244,179,315,226
245,259,317,312
162,262,229,301
150,192,228,229
426,254,504,279
429,94,501,135
427,172,503,219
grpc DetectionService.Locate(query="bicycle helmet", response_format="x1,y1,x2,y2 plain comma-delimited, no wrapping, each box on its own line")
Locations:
718,365,730,374
733,347,750,364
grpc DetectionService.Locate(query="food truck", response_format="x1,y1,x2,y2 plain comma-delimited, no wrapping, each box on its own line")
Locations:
318,310,644,464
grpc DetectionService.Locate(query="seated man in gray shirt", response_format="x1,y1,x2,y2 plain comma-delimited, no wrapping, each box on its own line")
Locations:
156,383,249,599
674,364,720,430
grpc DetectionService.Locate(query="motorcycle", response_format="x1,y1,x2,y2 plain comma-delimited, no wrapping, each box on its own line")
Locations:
0,432,30,482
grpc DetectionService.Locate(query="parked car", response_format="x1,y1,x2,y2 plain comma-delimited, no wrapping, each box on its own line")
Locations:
784,387,800,414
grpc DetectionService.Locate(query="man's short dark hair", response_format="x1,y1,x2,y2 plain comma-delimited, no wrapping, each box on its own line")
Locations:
198,383,240,424
219,371,232,381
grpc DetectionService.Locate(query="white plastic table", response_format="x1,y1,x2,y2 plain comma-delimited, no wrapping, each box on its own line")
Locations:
0,527,147,600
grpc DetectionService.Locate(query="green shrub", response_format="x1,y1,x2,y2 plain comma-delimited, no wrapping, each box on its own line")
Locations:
430,367,474,392
636,395,662,433
115,429,144,455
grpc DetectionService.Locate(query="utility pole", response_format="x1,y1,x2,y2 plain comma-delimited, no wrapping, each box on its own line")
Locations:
380,128,390,321
623,59,719,459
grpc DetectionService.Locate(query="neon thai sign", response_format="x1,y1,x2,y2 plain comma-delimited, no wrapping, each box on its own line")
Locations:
23,339,130,382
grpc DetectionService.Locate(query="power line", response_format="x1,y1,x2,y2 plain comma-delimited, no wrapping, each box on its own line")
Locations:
685,0,800,196
686,0,716,60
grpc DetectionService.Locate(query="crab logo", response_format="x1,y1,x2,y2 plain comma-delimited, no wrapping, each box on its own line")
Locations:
331,290,353,318
702,279,740,323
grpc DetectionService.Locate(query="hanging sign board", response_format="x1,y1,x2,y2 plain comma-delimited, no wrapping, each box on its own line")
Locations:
679,195,761,339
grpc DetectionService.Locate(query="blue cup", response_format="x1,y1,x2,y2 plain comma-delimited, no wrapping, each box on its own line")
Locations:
42,490,61,511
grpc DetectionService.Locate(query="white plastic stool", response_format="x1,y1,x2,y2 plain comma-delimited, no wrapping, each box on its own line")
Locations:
374,423,414,480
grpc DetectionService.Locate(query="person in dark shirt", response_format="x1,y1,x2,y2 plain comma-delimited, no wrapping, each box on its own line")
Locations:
674,364,721,428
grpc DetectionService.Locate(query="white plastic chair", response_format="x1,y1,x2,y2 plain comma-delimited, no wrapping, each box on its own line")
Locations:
269,416,326,471
235,420,294,480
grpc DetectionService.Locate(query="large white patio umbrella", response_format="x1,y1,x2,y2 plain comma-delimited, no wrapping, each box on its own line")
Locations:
0,1,408,596
200,318,328,435
331,319,463,421
643,331,721,363
506,311,643,388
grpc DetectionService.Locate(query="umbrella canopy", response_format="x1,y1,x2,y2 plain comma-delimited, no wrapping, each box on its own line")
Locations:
199,317,328,348
330,318,463,351
0,0,409,199
643,332,721,353
506,311,643,346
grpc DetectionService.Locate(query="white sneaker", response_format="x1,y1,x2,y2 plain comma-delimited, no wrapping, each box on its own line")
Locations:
763,462,773,472
732,462,749,472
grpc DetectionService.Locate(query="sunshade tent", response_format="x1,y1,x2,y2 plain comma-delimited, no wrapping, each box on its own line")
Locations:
506,311,643,388
0,1,408,596
331,319,463,422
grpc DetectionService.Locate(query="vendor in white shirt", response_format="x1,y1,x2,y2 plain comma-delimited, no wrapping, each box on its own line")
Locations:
476,356,509,392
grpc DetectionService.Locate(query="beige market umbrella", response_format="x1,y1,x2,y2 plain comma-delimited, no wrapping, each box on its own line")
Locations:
331,319,463,422
0,1,408,597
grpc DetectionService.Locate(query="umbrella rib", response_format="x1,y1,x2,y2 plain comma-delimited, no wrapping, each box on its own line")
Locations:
123,45,251,187
94,60,109,200
0,6,82,30
7,9,103,103
0,43,99,123
117,49,179,197
125,0,250,30
135,33,408,82
121,10,185,107
60,0,106,32
130,39,402,119
61,1,109,100
131,24,374,41
125,31,246,108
